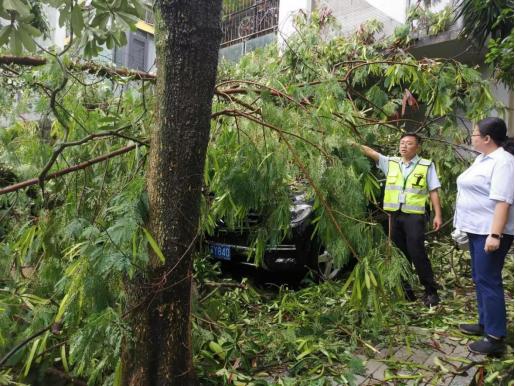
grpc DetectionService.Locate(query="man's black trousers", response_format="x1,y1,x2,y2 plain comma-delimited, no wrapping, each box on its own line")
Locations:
390,211,438,295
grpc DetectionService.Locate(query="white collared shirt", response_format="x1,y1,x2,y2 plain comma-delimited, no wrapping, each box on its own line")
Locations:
454,147,514,235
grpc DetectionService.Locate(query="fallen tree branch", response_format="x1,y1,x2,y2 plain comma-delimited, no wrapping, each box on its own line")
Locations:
217,108,331,158
203,281,247,289
338,326,380,354
0,144,139,196
0,55,156,81
71,61,156,81
0,55,47,66
0,325,50,368
234,110,360,260
38,127,146,182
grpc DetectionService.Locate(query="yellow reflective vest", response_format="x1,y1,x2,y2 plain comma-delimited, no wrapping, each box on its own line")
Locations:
383,157,431,214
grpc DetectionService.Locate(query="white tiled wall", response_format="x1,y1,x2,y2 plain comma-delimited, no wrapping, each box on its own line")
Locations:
314,0,403,36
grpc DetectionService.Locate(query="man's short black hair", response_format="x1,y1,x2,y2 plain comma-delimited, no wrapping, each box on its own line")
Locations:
400,132,421,145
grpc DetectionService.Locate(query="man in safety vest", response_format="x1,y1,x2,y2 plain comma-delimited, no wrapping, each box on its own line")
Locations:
358,133,442,307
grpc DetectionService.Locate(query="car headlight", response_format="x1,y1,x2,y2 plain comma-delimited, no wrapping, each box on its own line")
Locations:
290,203,312,226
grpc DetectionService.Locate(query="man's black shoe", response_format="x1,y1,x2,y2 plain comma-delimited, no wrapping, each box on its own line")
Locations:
405,289,416,302
468,336,505,356
423,293,440,307
459,323,484,336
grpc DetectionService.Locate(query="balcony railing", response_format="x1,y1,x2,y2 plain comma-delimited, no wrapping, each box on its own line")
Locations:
221,0,279,47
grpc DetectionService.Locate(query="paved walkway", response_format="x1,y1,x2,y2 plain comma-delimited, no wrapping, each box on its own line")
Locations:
355,327,487,386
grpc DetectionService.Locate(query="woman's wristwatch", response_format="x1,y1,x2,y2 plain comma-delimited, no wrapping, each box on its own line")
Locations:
490,233,502,239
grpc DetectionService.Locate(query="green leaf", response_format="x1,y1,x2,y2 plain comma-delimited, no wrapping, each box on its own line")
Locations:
113,360,123,386
60,344,69,372
9,29,22,54
3,0,31,17
17,27,36,52
296,347,313,360
23,338,40,377
341,273,354,293
115,31,127,46
131,0,147,18
110,0,123,8
58,4,71,27
55,292,70,322
71,5,85,36
208,341,226,360
0,26,13,46
21,293,50,306
485,371,499,384
142,227,165,264
369,271,377,287
106,35,114,49
23,24,43,37
116,12,139,31
433,356,449,373
91,11,110,28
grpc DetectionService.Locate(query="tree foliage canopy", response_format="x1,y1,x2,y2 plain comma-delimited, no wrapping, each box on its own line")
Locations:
0,0,147,56
456,0,514,86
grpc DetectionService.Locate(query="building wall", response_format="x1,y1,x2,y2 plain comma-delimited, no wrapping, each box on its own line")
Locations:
314,0,403,37
113,29,156,73
366,0,406,23
407,0,453,13
277,0,312,47
42,5,67,50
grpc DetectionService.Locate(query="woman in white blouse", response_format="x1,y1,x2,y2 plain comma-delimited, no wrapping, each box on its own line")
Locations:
454,117,514,355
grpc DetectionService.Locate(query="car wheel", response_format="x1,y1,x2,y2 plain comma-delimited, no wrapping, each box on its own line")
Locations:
317,251,340,281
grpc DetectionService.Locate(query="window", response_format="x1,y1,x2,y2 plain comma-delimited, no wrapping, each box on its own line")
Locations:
128,32,147,71
113,31,150,71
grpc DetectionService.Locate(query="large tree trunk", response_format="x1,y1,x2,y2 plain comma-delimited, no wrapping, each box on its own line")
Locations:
122,1,222,385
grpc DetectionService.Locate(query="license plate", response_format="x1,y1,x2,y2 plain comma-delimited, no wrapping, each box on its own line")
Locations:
210,244,231,261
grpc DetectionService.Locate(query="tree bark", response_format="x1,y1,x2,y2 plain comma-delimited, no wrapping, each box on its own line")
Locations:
122,1,222,385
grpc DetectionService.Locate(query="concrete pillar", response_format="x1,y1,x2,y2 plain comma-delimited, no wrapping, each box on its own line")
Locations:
277,0,312,49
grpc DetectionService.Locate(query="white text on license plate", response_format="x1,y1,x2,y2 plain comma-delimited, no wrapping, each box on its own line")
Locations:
210,244,231,261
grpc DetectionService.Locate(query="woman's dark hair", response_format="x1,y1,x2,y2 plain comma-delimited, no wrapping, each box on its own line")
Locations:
477,117,514,154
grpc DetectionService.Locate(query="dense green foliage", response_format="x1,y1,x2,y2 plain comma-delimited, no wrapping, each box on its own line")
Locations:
406,3,453,37
209,11,501,271
0,0,147,56
456,0,514,86
0,7,511,386
0,68,152,384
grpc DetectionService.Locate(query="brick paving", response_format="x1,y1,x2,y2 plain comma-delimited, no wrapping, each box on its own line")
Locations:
355,327,486,386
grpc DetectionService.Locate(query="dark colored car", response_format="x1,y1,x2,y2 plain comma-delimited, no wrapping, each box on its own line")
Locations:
205,193,340,281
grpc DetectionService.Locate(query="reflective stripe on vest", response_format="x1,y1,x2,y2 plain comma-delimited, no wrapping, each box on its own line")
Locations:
383,158,431,214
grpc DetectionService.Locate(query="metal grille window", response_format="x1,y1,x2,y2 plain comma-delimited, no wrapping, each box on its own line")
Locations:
113,31,150,71
128,33,147,71
221,0,279,47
